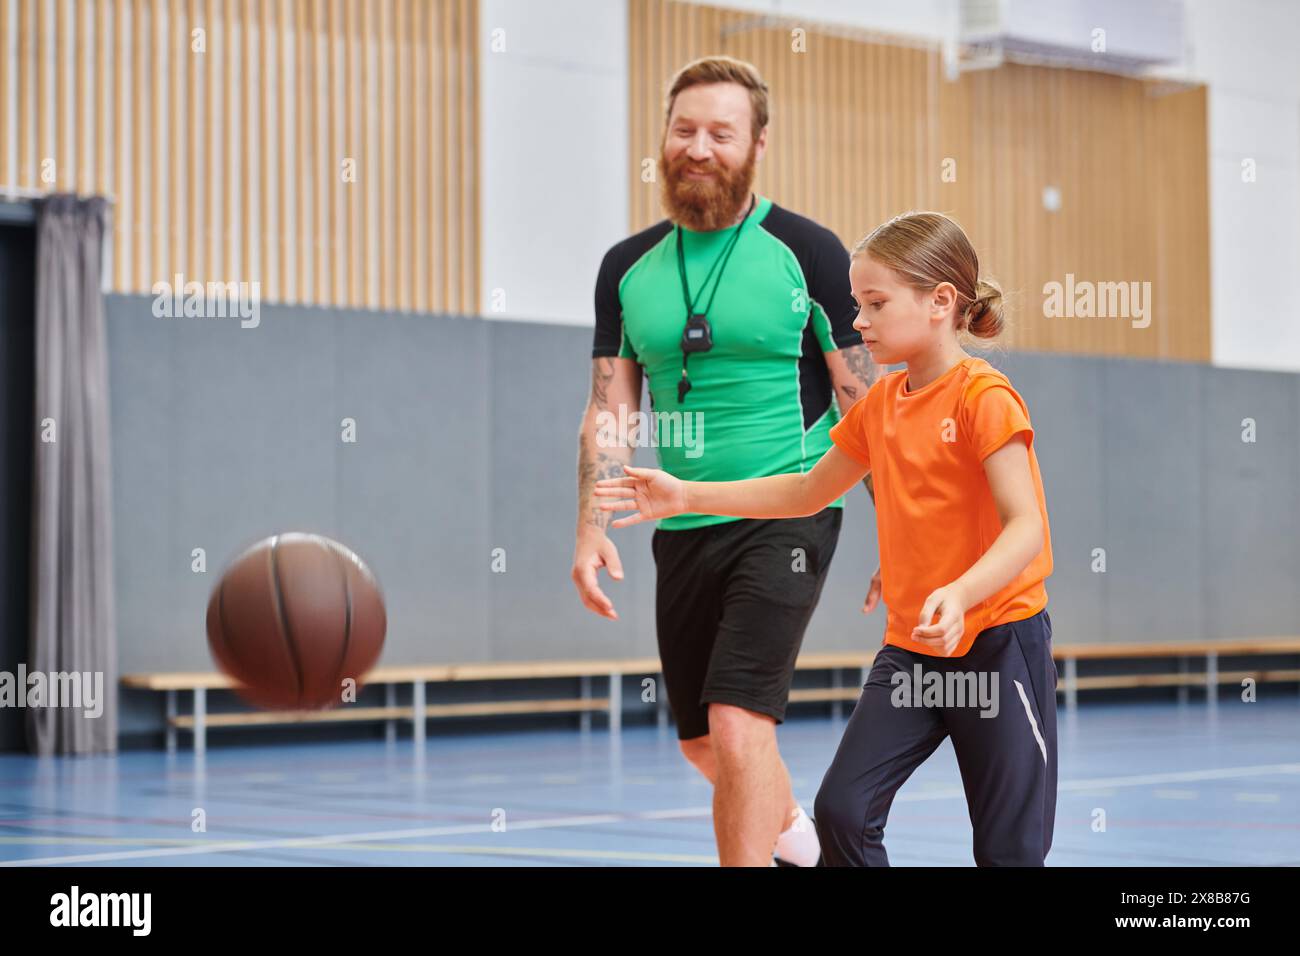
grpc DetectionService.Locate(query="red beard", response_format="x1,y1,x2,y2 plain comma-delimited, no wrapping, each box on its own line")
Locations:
658,143,757,232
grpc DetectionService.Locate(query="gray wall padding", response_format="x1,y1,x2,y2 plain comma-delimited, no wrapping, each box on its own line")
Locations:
106,295,1300,733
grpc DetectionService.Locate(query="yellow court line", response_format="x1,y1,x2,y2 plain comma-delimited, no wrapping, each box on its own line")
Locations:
0,836,209,847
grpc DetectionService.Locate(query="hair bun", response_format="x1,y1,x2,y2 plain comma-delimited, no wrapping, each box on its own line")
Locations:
966,277,1005,339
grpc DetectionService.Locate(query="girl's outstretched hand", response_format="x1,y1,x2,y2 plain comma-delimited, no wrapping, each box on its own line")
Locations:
594,464,688,528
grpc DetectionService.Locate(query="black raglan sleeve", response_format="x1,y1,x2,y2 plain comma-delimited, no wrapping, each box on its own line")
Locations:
807,226,862,350
592,244,630,360
759,204,862,351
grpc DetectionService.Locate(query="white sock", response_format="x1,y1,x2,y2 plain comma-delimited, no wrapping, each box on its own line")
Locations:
773,805,820,866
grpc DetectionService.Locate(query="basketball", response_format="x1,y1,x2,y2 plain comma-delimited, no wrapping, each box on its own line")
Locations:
204,533,386,710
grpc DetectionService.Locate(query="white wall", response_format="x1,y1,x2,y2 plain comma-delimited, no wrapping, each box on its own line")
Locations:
479,0,628,327
478,0,1300,371
1173,0,1300,372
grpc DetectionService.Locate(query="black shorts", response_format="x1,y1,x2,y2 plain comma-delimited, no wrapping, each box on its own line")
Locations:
651,507,843,740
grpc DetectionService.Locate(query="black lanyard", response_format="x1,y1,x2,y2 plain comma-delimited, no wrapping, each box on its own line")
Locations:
674,194,756,403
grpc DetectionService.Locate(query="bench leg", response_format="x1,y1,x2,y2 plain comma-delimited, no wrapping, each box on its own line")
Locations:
1177,656,1189,705
385,684,397,745
412,680,426,748
165,690,177,754
609,672,622,736
1064,658,1078,714
1206,651,1218,708
831,668,843,722
193,688,207,757
579,676,592,733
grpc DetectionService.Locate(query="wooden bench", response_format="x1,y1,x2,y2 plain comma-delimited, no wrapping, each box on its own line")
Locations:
122,639,1300,754
122,653,873,755
794,639,1300,710
1051,637,1300,711
122,658,660,756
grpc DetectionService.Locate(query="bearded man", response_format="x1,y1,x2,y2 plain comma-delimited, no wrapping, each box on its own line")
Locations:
571,55,877,867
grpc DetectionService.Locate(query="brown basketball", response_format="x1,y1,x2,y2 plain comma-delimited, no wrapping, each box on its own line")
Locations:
205,533,386,710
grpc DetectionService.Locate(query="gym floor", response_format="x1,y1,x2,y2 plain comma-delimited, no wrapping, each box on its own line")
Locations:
1,699,1297,867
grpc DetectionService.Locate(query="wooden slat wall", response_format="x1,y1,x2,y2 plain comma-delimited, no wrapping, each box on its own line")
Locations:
0,0,480,315
629,0,1211,362
0,0,8,189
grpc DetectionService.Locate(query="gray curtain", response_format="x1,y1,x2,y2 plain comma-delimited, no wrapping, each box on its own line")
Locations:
27,195,117,755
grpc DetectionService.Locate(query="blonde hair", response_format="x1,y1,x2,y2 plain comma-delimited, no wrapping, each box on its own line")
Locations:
664,56,770,143
851,211,1005,339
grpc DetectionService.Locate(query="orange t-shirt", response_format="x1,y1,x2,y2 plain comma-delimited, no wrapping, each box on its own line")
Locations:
828,356,1052,658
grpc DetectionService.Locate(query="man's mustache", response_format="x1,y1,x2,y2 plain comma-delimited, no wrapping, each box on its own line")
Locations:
672,160,722,178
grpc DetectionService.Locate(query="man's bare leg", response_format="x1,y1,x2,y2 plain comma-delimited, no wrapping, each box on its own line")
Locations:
677,703,791,866
680,735,799,824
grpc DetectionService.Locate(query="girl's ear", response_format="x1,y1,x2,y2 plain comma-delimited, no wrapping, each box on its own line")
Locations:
931,281,959,318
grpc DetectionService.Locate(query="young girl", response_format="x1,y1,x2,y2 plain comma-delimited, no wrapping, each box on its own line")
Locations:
595,211,1056,866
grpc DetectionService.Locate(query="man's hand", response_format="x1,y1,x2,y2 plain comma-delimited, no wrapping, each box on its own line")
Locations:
594,464,689,528
912,583,969,656
573,356,643,621
571,525,625,620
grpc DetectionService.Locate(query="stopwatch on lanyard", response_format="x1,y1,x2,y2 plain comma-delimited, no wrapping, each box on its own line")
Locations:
675,193,756,404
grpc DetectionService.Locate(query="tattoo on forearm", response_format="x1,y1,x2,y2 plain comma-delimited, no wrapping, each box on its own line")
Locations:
591,358,615,411
842,344,876,393
578,432,628,531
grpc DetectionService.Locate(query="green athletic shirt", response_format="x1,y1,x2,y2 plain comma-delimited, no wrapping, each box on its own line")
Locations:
591,195,862,531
